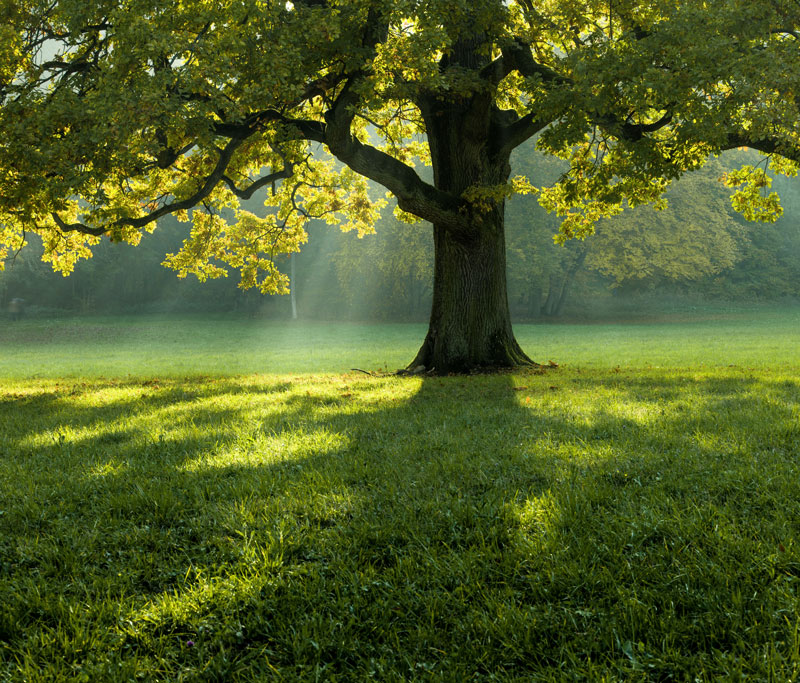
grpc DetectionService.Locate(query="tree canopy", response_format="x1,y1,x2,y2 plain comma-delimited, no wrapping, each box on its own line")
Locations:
2,0,799,369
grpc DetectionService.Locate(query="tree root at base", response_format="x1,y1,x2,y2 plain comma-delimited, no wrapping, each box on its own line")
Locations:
351,361,558,378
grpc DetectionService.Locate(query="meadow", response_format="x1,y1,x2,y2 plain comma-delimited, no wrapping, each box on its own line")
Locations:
1,309,800,680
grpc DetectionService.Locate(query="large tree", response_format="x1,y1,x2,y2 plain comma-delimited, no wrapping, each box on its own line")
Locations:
1,0,798,372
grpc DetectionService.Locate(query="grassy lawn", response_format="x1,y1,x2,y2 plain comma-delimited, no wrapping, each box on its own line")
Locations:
1,305,799,377
2,311,800,680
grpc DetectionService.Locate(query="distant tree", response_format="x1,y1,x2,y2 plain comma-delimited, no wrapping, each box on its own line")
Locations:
334,207,432,320
505,146,569,317
705,170,800,300
506,151,750,317
585,157,746,284
1,1,799,371
0,224,267,315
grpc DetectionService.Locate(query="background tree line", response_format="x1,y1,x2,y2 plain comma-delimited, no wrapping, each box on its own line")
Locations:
3,146,799,320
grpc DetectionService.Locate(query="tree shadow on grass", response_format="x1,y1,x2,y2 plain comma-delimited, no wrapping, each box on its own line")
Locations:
1,370,800,680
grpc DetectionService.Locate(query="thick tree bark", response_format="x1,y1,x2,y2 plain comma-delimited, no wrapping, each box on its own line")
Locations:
409,85,534,373
409,213,534,373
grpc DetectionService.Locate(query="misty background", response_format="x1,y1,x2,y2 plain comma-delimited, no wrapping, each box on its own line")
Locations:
3,144,799,322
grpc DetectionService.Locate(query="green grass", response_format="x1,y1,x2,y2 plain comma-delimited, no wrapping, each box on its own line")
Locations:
0,316,424,378
2,311,800,680
1,305,799,378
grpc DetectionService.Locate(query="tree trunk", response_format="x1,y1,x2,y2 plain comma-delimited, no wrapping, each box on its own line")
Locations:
289,254,298,320
408,210,533,373
404,37,535,373
554,245,589,316
540,273,561,317
542,244,589,317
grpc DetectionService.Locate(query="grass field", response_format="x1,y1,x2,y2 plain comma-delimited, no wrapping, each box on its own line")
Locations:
1,305,800,377
2,310,800,680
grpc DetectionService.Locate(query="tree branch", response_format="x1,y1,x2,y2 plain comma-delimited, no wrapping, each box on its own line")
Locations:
771,28,800,39
493,110,551,159
52,137,249,236
501,39,571,87
723,132,800,163
51,213,106,236
220,163,295,200
52,0,463,238
213,91,461,228
499,39,676,146
479,53,512,87
596,110,674,142
323,78,461,228
212,109,325,141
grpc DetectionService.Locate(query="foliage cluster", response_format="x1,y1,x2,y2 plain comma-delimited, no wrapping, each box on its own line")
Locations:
4,148,800,320
2,0,799,293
